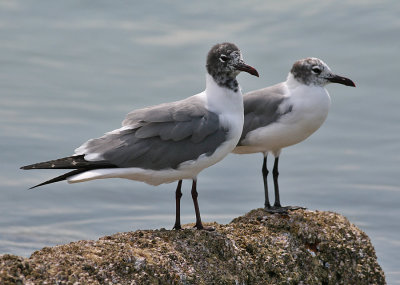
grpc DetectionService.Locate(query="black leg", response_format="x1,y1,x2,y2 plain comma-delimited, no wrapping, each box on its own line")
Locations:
273,156,282,208
191,179,214,231
264,156,288,214
191,179,204,229
173,180,183,230
269,156,305,213
262,155,272,209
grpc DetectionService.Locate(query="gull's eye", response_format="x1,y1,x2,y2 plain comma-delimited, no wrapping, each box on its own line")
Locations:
311,66,322,74
219,55,230,62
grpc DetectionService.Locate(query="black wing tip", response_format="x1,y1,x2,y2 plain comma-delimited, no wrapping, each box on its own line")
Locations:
26,169,87,190
28,185,40,190
28,180,56,190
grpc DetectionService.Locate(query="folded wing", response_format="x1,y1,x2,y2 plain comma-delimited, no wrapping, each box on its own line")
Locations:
76,96,229,170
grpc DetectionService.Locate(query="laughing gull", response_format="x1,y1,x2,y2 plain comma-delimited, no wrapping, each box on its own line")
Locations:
21,42,259,230
233,57,355,213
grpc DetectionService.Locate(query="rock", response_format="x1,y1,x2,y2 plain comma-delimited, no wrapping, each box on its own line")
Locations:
0,209,385,284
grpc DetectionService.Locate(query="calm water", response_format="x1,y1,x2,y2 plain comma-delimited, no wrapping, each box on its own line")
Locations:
1,0,399,283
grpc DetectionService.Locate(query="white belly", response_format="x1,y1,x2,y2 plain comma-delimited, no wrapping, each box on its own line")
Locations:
235,114,327,156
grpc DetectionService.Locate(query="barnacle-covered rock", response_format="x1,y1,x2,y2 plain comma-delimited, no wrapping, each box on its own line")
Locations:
0,209,385,284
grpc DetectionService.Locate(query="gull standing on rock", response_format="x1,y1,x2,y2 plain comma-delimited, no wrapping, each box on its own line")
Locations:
21,42,259,230
233,58,355,213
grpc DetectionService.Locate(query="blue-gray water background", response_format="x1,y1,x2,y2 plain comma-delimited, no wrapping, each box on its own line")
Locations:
1,0,399,283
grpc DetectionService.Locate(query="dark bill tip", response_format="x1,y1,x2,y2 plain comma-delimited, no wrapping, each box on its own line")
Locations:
235,62,259,77
327,75,356,87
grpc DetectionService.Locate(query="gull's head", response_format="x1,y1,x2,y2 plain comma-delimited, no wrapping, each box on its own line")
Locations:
206,43,259,88
290,57,355,87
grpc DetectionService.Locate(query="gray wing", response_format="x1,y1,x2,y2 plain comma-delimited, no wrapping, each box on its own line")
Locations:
238,83,293,144
76,96,229,170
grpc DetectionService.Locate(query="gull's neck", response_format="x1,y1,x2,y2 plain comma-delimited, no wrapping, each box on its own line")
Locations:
207,69,240,92
285,72,308,90
204,73,243,114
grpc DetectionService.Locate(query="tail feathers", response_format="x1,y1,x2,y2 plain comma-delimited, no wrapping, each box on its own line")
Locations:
29,169,87,189
22,155,119,189
21,155,116,170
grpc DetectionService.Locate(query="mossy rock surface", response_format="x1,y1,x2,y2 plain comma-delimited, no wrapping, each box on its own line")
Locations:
0,209,385,284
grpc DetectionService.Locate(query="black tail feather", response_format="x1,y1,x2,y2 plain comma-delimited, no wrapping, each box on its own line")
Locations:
29,169,87,189
21,155,116,170
22,155,118,189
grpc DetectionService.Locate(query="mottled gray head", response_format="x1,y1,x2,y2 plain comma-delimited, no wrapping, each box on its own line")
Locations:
290,57,355,87
206,42,259,91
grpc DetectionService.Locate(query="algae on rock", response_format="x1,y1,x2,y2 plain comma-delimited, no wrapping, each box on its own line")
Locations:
0,209,385,284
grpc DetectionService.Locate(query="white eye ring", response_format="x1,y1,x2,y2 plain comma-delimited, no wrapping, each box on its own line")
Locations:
312,66,322,74
219,55,229,62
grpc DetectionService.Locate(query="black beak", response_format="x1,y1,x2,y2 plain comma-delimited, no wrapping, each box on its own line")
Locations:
235,61,259,77
326,74,356,87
